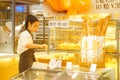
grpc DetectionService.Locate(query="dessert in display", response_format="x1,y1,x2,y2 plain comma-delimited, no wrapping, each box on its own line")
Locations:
36,53,75,66
80,15,111,68
57,42,81,50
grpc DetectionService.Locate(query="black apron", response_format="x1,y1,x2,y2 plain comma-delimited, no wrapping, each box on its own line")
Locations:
19,49,35,73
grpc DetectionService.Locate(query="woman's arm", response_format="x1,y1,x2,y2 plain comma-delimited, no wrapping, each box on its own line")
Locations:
25,43,47,49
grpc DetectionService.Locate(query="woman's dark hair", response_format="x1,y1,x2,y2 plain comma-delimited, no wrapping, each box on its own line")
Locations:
24,14,39,30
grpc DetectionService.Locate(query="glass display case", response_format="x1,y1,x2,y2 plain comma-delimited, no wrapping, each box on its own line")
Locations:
48,20,81,51
36,14,120,80
10,68,115,80
35,20,82,66
0,0,14,53
10,14,119,80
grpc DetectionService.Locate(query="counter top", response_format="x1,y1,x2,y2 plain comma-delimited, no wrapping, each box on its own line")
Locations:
0,53,19,59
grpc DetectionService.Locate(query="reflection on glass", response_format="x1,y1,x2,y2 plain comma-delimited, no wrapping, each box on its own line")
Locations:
0,1,27,53
14,4,27,53
0,1,13,53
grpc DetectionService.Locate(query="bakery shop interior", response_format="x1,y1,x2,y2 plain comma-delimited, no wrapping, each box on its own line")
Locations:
0,0,120,80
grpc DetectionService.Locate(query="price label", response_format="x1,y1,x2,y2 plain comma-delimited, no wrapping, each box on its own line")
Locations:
49,59,57,69
89,64,97,72
56,60,62,68
32,62,48,69
49,20,69,28
66,62,72,70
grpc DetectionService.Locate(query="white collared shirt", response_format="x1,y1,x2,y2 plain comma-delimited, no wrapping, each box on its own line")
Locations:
17,30,33,54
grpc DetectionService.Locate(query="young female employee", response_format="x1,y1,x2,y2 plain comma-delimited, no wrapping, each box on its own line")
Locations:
17,14,47,73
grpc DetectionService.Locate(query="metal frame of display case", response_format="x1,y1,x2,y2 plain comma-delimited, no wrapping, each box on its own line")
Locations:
116,20,120,80
106,19,120,80
108,19,120,80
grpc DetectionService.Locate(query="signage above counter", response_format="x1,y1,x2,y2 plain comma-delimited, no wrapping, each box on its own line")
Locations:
43,0,120,19
89,0,120,13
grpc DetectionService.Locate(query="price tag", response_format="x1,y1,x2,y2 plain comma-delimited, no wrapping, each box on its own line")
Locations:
56,60,62,68
89,64,97,72
32,62,48,69
49,59,57,69
49,20,69,28
66,62,72,70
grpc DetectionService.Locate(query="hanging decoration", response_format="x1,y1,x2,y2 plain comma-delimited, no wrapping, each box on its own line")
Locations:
44,0,91,15
45,0,71,12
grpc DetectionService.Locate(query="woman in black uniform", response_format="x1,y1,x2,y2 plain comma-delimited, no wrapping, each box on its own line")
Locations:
17,14,47,73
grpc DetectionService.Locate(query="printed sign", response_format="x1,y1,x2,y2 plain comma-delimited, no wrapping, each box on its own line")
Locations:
90,0,120,13
48,20,69,28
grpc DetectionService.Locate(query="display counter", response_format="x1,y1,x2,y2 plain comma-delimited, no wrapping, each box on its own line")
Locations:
34,51,118,79
10,67,115,80
0,53,19,80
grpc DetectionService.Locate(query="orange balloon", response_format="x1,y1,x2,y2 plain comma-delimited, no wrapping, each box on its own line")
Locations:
45,0,71,12
67,0,91,15
45,0,91,14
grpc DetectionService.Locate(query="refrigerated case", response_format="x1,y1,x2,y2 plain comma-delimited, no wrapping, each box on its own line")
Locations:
35,14,120,80
11,68,115,80
10,17,119,80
